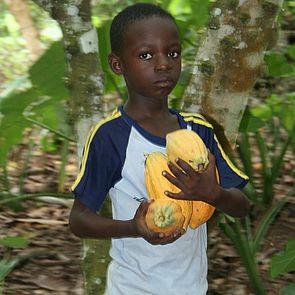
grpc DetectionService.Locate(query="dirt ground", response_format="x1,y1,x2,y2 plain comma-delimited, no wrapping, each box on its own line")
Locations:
0,142,294,295
1,199,294,295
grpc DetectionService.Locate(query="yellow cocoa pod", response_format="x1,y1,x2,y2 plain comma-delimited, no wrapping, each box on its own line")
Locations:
144,151,174,200
189,201,215,229
189,169,219,229
144,152,192,231
145,199,185,236
166,129,220,229
166,129,209,171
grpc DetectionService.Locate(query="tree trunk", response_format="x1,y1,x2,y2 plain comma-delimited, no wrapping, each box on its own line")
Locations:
6,0,44,62
32,0,104,132
31,1,105,293
182,0,283,149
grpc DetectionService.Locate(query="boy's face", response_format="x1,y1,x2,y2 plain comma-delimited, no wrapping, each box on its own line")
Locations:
110,16,181,100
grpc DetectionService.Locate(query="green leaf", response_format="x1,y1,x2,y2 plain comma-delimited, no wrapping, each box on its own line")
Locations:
0,236,29,248
270,239,295,278
29,41,69,100
168,0,210,30
27,98,70,136
218,213,236,224
189,0,210,30
253,197,288,253
0,89,39,165
281,93,295,131
251,104,272,121
0,260,18,281
264,53,294,77
239,107,264,133
280,283,295,295
97,21,111,74
97,21,128,100
287,43,295,60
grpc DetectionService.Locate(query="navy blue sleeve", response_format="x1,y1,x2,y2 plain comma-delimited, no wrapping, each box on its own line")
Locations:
71,128,122,212
192,123,249,189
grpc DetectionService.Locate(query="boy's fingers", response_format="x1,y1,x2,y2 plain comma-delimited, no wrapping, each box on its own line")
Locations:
162,171,187,193
161,229,183,243
162,170,180,185
174,158,195,177
138,200,149,213
167,160,186,177
167,159,195,180
164,189,187,200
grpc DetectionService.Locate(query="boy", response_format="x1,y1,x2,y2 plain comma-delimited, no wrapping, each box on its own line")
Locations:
69,3,250,294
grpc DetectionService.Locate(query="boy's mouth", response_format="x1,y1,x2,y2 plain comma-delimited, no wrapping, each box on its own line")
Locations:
153,79,173,88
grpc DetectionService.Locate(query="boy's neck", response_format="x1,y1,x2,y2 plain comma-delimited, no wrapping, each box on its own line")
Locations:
124,99,171,121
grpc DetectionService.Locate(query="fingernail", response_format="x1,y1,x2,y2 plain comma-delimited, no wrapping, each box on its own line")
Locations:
162,171,166,176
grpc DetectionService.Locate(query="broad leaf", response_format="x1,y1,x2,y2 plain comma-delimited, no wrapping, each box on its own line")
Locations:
239,107,264,133
280,283,295,295
270,239,295,278
0,236,29,248
0,89,39,165
250,105,272,121
287,43,295,60
29,41,69,100
168,0,210,31
0,260,18,281
264,52,294,77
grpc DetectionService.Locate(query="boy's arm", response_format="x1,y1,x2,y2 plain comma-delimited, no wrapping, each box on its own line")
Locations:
69,198,138,238
207,187,250,217
69,198,183,244
163,152,250,217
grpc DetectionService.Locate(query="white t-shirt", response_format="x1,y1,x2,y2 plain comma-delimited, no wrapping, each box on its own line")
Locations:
72,105,248,295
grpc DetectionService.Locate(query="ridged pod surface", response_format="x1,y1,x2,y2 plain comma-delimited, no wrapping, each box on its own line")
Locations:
166,129,209,171
144,152,192,232
189,201,215,229
189,168,219,229
145,199,185,236
166,129,219,229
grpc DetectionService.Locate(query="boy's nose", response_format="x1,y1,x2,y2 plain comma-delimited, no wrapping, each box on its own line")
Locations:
155,55,171,72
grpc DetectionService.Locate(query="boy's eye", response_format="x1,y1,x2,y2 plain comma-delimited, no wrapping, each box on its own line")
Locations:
168,51,180,58
139,53,152,60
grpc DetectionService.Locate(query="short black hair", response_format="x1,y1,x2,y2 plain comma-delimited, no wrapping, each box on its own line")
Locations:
110,3,176,55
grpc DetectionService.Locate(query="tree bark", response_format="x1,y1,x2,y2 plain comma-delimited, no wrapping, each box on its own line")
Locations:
182,0,284,149
31,1,105,293
32,0,104,139
6,0,44,62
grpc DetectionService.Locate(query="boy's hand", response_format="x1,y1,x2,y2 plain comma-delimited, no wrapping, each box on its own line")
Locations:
162,151,220,204
132,201,184,245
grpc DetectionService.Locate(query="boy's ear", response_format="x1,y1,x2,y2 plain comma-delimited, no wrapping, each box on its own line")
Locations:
108,53,123,75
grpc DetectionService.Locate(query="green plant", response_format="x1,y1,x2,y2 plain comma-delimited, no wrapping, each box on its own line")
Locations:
219,192,292,294
0,41,73,167
0,236,29,282
218,100,294,294
270,239,295,295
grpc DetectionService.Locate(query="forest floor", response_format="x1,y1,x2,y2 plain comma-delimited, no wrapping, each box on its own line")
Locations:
0,134,294,295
